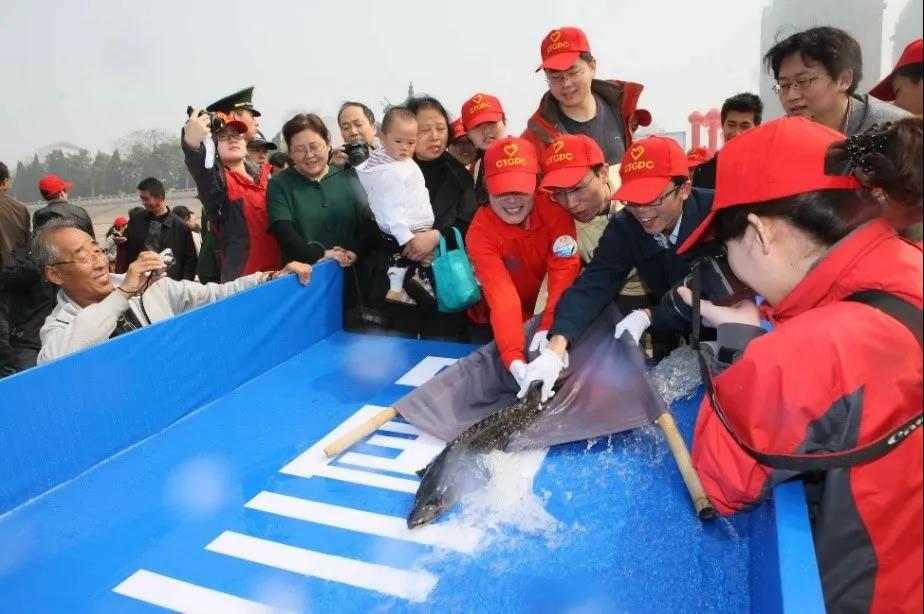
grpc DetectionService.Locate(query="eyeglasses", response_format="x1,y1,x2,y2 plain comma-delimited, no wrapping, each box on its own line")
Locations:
216,132,245,142
771,75,824,95
51,248,106,267
290,143,328,157
546,66,587,87
627,185,681,208
548,174,595,204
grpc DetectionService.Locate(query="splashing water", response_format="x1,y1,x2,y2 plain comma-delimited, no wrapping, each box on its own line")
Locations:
458,449,561,537
649,345,702,406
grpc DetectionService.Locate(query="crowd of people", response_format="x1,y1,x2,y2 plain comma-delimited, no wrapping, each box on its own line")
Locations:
1,24,922,613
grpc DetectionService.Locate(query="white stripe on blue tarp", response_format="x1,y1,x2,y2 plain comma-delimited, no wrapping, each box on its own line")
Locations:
205,531,439,603
395,356,458,386
305,463,421,493
338,451,429,474
113,569,285,613
112,355,507,609
367,432,443,451
380,421,420,435
245,491,482,553
279,404,397,478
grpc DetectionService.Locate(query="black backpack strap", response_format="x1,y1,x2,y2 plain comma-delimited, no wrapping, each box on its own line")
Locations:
699,290,923,472
845,290,923,347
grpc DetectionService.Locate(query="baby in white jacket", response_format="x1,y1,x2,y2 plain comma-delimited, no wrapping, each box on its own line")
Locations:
356,107,435,305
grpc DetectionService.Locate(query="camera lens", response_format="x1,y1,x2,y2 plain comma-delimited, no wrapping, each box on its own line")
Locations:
346,138,370,167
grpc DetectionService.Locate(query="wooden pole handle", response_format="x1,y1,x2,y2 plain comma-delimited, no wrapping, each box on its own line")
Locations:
656,412,716,520
323,407,398,458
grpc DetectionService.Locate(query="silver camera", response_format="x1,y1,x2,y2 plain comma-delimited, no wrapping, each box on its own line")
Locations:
151,248,175,276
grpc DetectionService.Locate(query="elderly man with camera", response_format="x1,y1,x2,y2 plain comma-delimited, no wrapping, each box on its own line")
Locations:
34,219,312,365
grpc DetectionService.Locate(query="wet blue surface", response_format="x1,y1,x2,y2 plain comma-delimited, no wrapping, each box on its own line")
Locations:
0,332,751,613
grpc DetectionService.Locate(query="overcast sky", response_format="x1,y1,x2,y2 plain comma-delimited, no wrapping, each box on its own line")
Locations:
0,0,917,165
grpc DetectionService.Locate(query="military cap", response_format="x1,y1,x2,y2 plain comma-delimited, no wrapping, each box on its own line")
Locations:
206,86,261,117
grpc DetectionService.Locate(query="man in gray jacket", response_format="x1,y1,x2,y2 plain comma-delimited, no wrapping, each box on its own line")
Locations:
764,26,908,137
34,219,311,364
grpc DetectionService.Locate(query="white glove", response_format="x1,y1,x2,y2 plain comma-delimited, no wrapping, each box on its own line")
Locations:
528,330,549,354
615,309,651,345
523,349,565,402
509,360,530,397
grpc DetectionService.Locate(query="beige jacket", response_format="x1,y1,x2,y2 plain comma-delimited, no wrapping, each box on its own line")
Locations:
38,272,264,364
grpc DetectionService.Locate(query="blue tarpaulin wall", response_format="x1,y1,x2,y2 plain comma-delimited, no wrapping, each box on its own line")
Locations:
0,263,342,513
0,262,825,612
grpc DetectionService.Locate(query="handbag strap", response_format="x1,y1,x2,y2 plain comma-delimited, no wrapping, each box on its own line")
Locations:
434,230,449,259
451,226,466,252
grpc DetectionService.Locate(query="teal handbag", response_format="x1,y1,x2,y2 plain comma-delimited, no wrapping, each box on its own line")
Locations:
431,227,482,313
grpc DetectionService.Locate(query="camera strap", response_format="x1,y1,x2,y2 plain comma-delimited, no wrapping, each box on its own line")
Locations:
698,289,923,472
690,262,703,345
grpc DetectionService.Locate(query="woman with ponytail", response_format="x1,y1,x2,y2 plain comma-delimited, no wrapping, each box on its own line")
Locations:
677,116,922,614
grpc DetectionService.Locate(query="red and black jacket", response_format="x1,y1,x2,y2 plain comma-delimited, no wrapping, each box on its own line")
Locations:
692,220,923,613
521,79,644,161
182,137,281,281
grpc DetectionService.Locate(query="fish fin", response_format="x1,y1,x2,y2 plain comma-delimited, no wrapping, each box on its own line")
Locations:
415,445,450,478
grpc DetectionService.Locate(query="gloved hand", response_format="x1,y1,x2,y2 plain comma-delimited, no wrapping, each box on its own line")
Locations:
523,349,566,402
528,330,549,354
614,309,651,345
509,360,530,398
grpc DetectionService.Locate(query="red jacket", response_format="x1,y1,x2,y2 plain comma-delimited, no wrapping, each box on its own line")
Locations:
467,196,580,368
183,137,281,281
224,163,281,277
692,220,923,613
521,79,644,159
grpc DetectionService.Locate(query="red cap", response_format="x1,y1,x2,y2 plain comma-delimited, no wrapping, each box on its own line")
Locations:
611,136,689,204
870,38,923,101
483,137,540,196
677,117,862,255
686,146,711,167
38,175,73,195
114,216,128,228
634,108,652,127
217,119,249,135
461,93,505,131
450,118,467,140
536,27,592,72
539,134,605,189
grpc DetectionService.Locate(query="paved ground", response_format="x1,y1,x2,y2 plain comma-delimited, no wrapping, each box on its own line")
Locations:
25,191,202,238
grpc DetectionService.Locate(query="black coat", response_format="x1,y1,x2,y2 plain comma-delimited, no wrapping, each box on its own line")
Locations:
549,188,715,342
0,246,55,353
32,199,95,239
692,154,718,190
416,151,478,247
121,208,197,281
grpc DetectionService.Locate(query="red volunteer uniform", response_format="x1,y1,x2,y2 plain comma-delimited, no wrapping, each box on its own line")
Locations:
679,117,923,614
468,197,580,368
466,137,580,368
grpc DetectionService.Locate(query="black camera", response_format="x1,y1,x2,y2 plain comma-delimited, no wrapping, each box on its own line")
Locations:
186,106,225,132
344,138,370,167
662,247,754,323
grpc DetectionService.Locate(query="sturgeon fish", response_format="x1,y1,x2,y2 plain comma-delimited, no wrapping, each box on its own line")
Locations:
407,381,545,529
